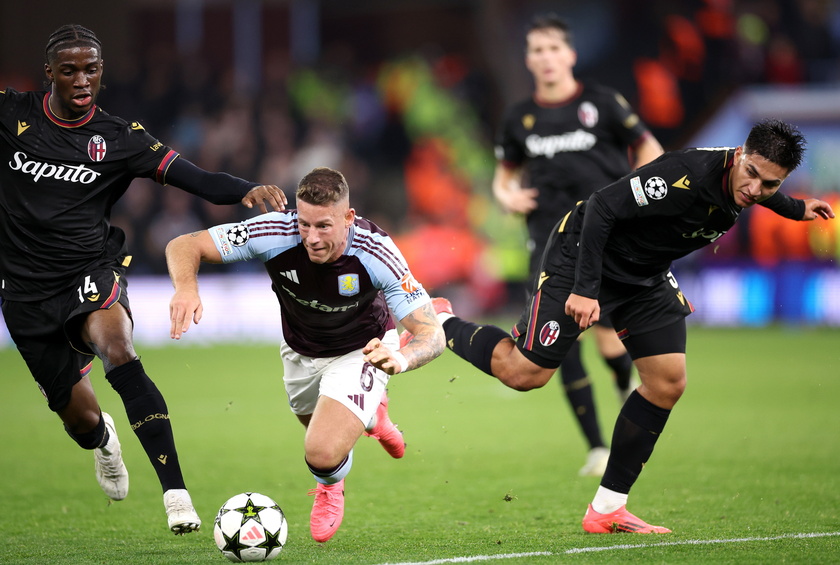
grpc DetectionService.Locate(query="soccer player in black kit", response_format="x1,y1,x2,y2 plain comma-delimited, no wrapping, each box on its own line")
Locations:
412,119,834,533
493,14,664,477
0,24,285,534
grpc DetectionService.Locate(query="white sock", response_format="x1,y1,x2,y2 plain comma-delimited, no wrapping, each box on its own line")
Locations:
365,413,377,433
591,486,628,514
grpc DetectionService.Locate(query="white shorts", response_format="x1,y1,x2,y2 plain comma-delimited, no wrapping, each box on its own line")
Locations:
280,329,399,426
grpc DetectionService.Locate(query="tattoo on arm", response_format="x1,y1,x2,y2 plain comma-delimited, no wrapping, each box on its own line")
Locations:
399,302,446,370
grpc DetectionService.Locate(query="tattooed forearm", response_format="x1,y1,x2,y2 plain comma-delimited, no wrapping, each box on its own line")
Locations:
398,302,446,371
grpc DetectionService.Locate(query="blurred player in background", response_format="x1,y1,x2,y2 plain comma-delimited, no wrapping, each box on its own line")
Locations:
0,24,285,535
166,166,445,543
493,14,664,476
411,119,834,533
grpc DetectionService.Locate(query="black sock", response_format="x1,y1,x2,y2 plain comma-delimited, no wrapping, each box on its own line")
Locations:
105,359,186,492
64,412,107,449
442,318,510,376
560,341,605,449
601,390,670,493
605,352,633,390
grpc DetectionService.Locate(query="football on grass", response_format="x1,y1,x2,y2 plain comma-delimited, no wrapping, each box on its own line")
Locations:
213,492,288,562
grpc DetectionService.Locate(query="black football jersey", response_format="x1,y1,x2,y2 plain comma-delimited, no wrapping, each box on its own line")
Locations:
552,147,803,298
495,81,652,241
0,88,179,300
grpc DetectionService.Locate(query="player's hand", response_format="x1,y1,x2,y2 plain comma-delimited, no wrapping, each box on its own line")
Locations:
242,185,287,213
802,198,835,221
169,290,203,340
497,186,538,215
565,293,600,331
363,337,404,375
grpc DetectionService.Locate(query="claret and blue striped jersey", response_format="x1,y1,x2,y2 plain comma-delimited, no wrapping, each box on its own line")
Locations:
208,210,431,357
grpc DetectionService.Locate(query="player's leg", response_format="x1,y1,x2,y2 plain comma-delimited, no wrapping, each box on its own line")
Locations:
582,273,692,534
583,346,684,534
2,297,127,499
73,269,198,534
593,322,636,404
559,339,609,477
286,339,395,542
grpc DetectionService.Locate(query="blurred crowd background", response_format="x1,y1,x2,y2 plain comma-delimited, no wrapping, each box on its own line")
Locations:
1,0,839,325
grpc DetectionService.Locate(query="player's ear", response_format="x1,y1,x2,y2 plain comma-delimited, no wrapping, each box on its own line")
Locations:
44,63,53,82
345,208,355,227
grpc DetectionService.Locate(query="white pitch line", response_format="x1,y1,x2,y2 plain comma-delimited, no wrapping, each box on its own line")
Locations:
375,531,840,565
564,531,840,554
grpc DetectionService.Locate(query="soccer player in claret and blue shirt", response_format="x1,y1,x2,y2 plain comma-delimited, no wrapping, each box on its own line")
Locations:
408,119,834,534
0,24,286,534
166,166,446,543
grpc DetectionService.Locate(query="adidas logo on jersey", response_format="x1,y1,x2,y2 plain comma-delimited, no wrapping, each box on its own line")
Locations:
280,270,299,283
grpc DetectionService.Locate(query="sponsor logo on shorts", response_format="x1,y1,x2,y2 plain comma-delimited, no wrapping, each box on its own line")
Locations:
539,321,560,346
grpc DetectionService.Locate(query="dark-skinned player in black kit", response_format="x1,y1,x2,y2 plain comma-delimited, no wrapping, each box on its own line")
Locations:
0,24,286,534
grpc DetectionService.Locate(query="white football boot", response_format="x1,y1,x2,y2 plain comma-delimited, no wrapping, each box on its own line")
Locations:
164,489,201,535
94,412,129,500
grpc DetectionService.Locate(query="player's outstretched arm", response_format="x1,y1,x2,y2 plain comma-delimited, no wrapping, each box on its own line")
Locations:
242,185,287,213
801,198,835,221
165,231,223,340
363,301,445,375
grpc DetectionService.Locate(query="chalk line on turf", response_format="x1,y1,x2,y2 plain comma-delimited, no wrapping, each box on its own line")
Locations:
375,531,840,565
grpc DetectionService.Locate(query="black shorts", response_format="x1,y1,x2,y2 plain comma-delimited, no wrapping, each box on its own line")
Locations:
2,262,132,411
512,269,694,369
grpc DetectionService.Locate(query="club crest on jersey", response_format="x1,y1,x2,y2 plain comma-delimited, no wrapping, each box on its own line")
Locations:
522,113,535,130
539,321,560,347
644,176,668,200
87,135,107,162
338,274,360,296
578,101,599,128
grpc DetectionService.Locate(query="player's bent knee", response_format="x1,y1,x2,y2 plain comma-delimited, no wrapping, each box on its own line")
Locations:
495,366,554,391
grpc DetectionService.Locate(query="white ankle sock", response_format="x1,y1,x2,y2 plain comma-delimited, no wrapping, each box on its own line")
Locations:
438,312,454,324
591,486,628,514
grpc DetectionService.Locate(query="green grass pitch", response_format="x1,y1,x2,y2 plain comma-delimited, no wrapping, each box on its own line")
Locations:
1,326,838,564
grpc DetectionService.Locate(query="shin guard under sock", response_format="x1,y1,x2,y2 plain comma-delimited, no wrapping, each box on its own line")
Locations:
560,341,605,449
105,359,186,491
442,318,509,376
601,390,670,493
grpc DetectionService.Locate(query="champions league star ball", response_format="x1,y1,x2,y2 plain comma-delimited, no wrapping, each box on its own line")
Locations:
214,492,288,562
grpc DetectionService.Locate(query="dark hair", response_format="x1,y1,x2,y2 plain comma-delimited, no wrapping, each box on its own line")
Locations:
297,167,350,206
45,24,102,64
527,13,573,48
744,119,806,172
